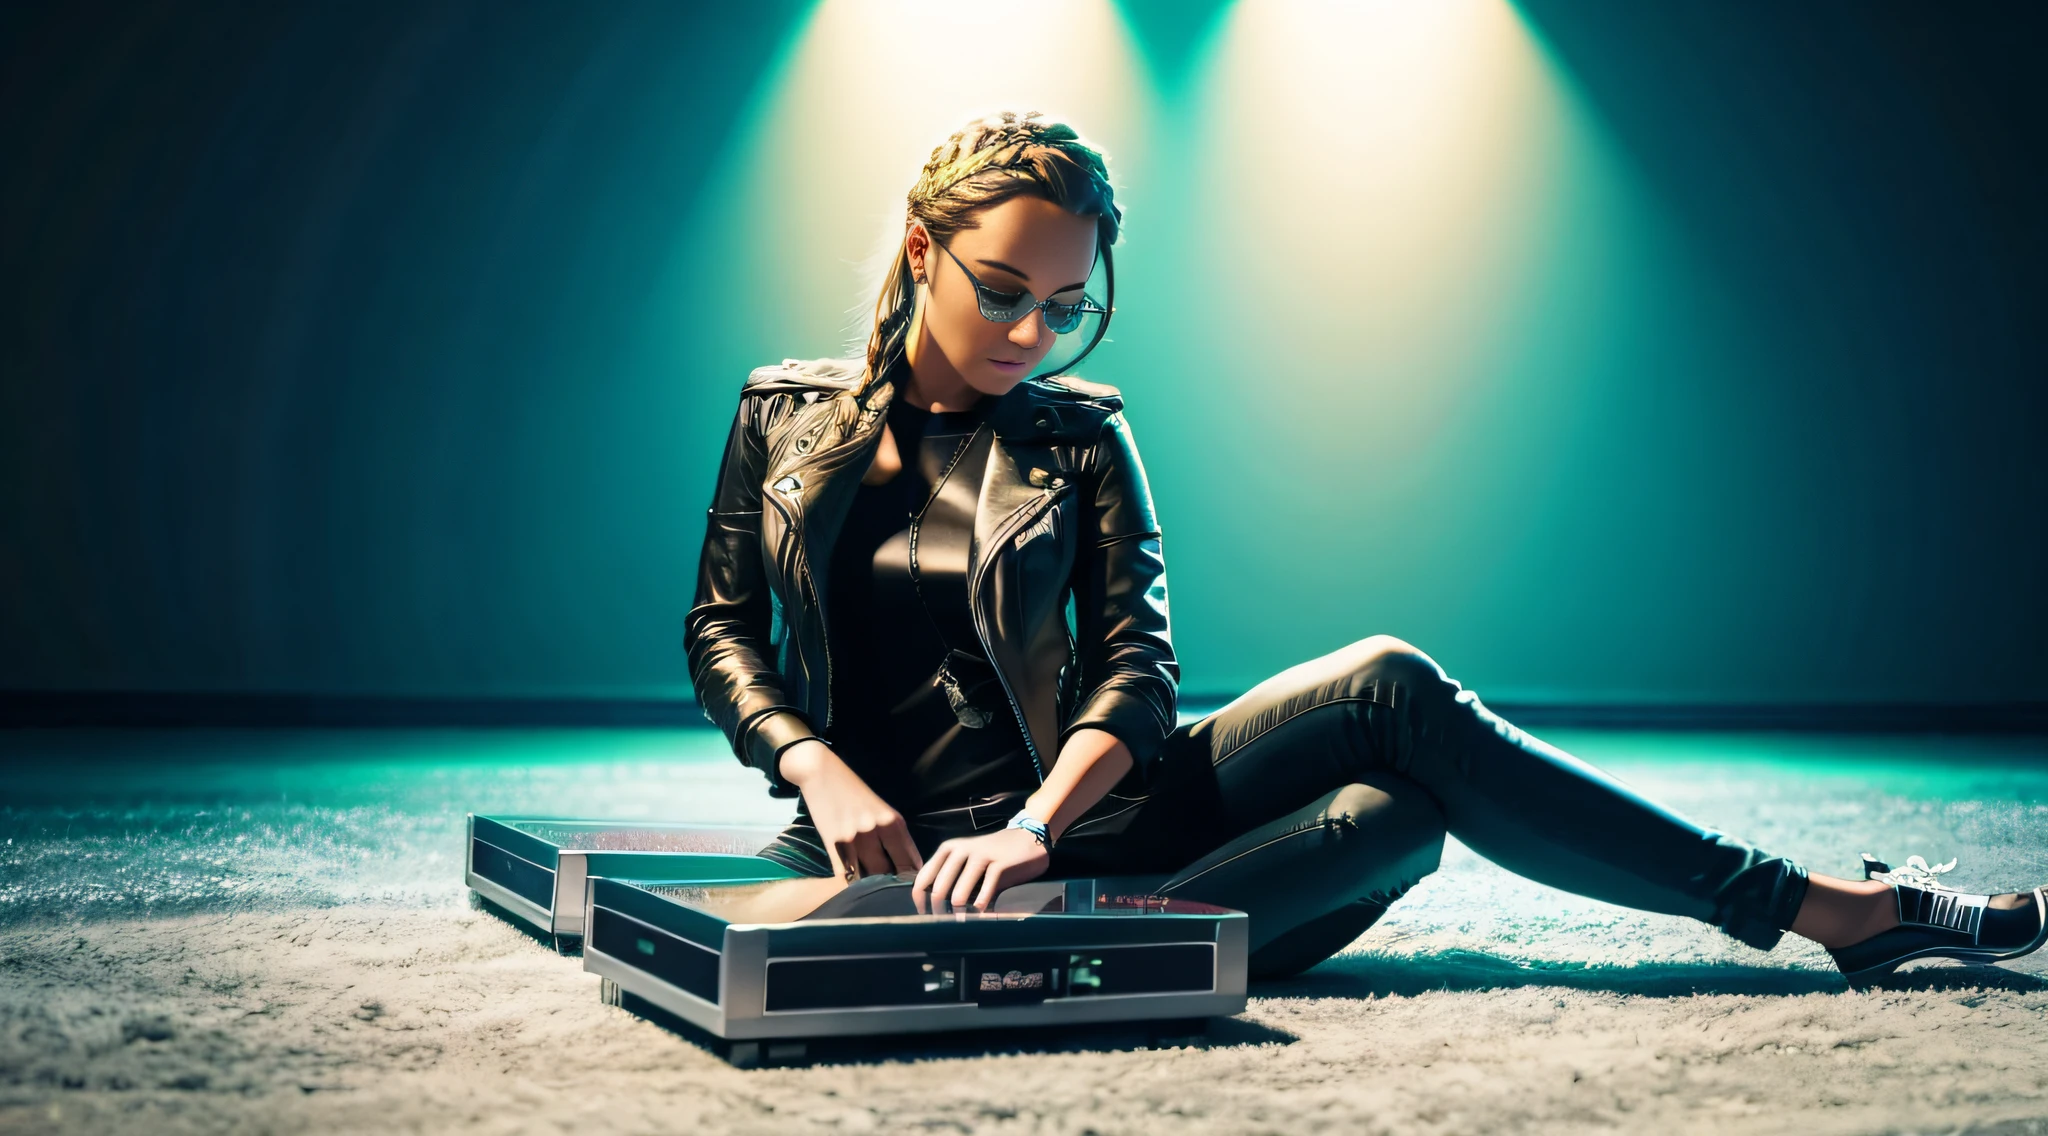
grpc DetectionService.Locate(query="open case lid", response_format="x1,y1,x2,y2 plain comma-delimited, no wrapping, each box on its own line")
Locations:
588,872,1244,958
652,873,1236,925
467,815,798,923
470,815,785,860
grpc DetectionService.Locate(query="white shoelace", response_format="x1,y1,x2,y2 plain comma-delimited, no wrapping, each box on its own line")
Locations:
1873,854,1961,892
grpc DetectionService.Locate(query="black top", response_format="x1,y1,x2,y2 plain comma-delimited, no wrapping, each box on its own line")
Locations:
819,382,1037,814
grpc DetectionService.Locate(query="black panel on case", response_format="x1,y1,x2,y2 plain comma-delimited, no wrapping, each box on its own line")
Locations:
590,907,720,1004
472,838,556,909
761,944,1214,1012
765,956,962,1012
589,876,727,952
1064,945,1214,996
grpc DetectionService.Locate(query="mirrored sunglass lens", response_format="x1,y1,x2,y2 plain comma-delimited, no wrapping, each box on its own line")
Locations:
976,287,1031,322
1030,299,1109,376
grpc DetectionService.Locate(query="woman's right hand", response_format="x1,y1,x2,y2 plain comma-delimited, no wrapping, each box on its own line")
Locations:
778,740,924,882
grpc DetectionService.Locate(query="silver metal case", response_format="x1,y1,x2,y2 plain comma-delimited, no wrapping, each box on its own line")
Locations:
464,814,791,948
582,873,1250,1042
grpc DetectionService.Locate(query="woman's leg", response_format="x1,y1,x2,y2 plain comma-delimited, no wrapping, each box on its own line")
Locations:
1173,634,1811,952
1151,773,1447,977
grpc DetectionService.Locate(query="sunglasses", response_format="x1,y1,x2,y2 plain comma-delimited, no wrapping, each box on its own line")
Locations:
931,237,1110,335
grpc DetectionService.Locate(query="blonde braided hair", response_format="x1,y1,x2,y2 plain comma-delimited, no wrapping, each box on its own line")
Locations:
858,110,1122,392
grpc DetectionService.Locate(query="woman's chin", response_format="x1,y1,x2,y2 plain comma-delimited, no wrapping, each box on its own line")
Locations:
976,357,1040,393
968,371,1027,398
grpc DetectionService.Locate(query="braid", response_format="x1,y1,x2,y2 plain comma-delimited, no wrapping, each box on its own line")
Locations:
909,111,1095,208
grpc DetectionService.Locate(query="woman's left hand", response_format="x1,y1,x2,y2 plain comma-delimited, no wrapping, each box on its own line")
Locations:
911,828,1049,912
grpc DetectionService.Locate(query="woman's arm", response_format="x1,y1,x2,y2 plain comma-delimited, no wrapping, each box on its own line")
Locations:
1059,408,1179,782
686,382,922,880
1026,727,1133,843
684,387,822,795
913,406,1178,908
908,726,1133,911
778,739,923,880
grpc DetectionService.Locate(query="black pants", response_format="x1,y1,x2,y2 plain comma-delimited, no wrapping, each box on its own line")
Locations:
759,635,1812,978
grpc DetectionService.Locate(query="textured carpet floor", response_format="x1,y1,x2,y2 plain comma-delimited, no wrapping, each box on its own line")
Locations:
2,727,2046,1135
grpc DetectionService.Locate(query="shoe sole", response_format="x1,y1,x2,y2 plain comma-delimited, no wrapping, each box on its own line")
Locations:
1840,887,2048,990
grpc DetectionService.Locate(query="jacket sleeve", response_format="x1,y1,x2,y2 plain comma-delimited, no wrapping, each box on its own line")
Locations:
1058,407,1180,784
683,388,820,798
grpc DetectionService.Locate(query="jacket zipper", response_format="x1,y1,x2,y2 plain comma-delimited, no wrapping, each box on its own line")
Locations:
968,479,1071,782
773,392,1069,769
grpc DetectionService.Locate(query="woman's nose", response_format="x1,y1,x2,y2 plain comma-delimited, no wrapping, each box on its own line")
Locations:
1009,309,1047,350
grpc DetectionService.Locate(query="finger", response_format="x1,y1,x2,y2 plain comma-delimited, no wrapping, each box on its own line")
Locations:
881,821,924,877
911,882,931,915
855,830,893,878
913,842,955,893
927,849,966,912
951,857,990,909
974,861,1006,911
830,839,859,883
911,845,944,894
928,849,969,911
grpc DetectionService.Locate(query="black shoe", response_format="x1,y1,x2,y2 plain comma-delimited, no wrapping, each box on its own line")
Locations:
1825,853,2048,989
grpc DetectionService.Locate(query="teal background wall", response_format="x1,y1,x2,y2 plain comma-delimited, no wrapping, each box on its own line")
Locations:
3,1,2043,705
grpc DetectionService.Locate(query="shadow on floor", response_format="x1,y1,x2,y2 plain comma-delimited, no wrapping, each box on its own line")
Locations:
609,988,1298,1070
468,891,566,953
1260,947,2048,998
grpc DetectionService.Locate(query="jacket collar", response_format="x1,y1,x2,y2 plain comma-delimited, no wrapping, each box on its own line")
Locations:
755,355,1123,600
748,355,1125,766
748,354,1124,447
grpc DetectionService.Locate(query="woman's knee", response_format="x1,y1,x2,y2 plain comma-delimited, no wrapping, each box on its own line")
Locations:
1335,634,1446,699
1323,778,1447,883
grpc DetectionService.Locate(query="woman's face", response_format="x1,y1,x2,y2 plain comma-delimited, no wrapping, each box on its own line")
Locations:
907,194,1100,398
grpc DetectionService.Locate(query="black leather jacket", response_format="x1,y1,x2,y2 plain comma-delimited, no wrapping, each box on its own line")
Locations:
686,355,1179,799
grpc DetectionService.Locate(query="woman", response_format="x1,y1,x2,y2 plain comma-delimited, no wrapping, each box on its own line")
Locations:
685,109,2047,986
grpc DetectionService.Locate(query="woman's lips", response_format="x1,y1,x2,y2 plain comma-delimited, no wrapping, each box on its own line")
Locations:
988,358,1029,373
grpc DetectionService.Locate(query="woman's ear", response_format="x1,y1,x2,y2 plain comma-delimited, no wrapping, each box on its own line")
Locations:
905,221,929,284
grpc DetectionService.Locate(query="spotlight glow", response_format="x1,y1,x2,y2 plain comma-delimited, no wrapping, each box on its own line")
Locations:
1147,0,1687,693
1190,0,1604,409
674,0,1153,360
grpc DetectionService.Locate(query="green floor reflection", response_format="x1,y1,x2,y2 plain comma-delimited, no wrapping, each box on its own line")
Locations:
3,727,2044,952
